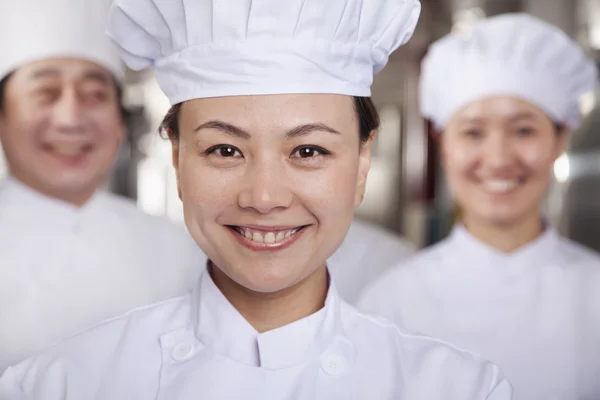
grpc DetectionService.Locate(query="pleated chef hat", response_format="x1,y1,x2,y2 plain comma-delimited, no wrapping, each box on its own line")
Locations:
0,0,124,81
420,13,597,130
107,0,421,104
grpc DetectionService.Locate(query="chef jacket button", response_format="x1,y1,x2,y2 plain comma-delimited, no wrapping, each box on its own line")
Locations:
320,353,347,376
172,342,194,362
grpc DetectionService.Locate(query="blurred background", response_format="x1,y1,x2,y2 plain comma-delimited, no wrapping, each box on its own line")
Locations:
2,0,598,251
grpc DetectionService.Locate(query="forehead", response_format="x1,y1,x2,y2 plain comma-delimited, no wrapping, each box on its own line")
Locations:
180,94,356,130
10,58,114,86
451,96,550,124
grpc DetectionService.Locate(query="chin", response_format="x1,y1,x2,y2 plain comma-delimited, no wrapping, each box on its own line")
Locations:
233,271,301,294
477,211,524,228
214,258,304,294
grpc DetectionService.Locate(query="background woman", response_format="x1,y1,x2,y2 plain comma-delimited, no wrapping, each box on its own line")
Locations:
359,13,600,400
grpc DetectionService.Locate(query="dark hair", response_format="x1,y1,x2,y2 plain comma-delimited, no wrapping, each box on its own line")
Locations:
0,73,12,112
160,96,380,143
0,71,128,121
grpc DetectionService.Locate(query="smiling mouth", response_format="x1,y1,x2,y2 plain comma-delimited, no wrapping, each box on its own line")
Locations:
43,143,93,157
481,178,524,194
228,225,307,244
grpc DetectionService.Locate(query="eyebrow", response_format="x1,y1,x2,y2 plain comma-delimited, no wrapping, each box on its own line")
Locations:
30,68,61,80
459,112,538,125
194,120,341,139
508,112,537,122
29,68,112,85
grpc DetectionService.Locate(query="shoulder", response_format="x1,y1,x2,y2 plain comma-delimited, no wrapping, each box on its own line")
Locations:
1,295,190,391
556,235,600,266
99,193,200,246
345,219,415,252
99,193,176,228
341,303,512,398
357,239,449,305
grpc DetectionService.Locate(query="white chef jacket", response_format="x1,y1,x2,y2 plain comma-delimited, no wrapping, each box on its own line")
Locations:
359,224,600,400
328,219,415,304
0,267,513,400
0,178,205,371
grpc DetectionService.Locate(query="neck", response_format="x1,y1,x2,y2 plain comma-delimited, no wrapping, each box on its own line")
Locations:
461,212,544,253
210,263,329,333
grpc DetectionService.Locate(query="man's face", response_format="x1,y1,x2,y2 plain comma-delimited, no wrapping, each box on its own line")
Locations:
0,58,125,205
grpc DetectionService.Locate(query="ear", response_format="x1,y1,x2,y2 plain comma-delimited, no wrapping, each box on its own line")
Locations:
355,131,375,207
167,130,183,200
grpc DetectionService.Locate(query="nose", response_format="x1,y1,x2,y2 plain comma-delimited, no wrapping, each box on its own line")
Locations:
237,157,294,214
483,130,514,169
52,88,84,131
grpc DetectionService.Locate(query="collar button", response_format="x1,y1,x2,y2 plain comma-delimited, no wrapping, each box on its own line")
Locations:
172,342,194,362
320,353,347,376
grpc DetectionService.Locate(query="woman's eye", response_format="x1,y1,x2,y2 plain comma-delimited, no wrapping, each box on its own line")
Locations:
291,146,329,159
465,128,482,139
206,145,242,158
516,127,534,136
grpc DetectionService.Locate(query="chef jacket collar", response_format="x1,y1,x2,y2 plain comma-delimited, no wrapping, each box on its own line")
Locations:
190,262,342,369
0,176,105,229
448,223,561,273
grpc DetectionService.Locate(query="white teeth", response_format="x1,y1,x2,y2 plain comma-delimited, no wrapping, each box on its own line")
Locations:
238,227,300,244
264,232,275,244
484,179,518,193
51,144,86,156
252,232,264,243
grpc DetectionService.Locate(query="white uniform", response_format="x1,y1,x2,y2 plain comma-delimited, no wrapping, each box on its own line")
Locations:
359,225,600,400
328,219,415,304
0,178,205,371
0,268,512,399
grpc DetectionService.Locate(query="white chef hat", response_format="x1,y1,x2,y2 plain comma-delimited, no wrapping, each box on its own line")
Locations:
107,0,421,104
0,0,123,81
420,13,597,130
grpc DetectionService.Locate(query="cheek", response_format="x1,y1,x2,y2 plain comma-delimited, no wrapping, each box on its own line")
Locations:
177,156,239,218
443,143,478,182
89,109,123,141
1,113,44,149
518,143,555,174
302,166,357,213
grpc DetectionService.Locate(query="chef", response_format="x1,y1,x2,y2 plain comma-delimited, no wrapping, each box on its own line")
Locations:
359,13,600,400
0,0,205,371
0,0,513,398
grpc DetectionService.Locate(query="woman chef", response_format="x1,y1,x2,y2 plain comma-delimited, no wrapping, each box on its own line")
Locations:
0,0,513,398
359,13,600,400
0,0,204,371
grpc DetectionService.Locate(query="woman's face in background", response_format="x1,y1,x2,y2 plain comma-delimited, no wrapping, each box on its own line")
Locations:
442,96,566,229
171,94,372,294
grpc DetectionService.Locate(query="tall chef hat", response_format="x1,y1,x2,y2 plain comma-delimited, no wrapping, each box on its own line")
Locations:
107,0,421,104
420,13,597,130
0,0,124,81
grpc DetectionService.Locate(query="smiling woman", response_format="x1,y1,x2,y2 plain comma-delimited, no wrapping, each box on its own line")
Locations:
358,13,600,400
0,0,514,399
